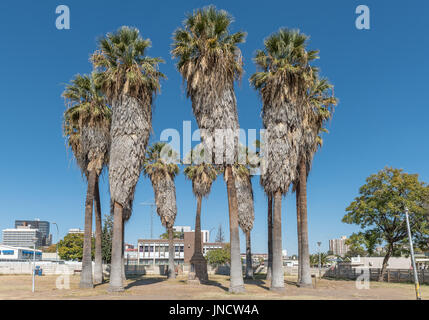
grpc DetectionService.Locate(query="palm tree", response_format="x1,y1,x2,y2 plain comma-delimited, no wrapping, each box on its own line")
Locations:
143,142,179,279
234,164,255,279
172,6,246,293
62,73,111,288
250,28,318,290
184,146,218,283
295,77,337,286
92,26,165,291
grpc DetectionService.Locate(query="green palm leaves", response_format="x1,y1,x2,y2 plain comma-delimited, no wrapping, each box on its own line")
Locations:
143,142,180,181
250,28,318,108
171,5,246,95
62,73,111,174
92,26,165,103
184,146,218,198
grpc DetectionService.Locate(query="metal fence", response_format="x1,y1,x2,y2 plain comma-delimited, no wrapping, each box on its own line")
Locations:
324,265,429,284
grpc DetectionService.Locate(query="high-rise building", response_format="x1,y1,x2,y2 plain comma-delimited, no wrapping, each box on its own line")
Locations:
15,219,51,246
329,236,350,257
2,226,43,248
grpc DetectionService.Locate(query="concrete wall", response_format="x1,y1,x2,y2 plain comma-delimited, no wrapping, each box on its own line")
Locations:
0,261,85,275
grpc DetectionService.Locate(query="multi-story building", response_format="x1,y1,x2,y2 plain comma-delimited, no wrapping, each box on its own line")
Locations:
172,226,210,242
2,226,43,248
15,219,51,246
329,236,350,257
137,231,224,266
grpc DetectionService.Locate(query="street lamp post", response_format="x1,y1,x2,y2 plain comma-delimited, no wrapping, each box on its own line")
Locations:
405,207,422,300
52,222,59,262
317,242,322,278
32,237,38,293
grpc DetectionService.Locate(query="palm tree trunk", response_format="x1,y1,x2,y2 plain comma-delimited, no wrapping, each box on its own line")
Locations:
225,165,245,293
168,226,176,279
271,189,285,291
190,195,208,282
245,230,253,279
298,160,312,287
108,201,124,292
80,170,96,288
93,177,103,284
379,243,393,282
296,184,302,284
122,222,126,282
267,194,273,281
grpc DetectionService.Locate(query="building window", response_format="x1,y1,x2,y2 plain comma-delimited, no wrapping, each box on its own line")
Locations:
180,245,184,253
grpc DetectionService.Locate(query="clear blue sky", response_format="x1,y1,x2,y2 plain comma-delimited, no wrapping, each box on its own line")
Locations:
0,0,428,255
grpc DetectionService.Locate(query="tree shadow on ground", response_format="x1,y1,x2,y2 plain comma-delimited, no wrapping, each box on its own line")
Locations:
244,277,270,290
203,279,229,292
124,276,166,289
176,277,229,292
284,279,299,287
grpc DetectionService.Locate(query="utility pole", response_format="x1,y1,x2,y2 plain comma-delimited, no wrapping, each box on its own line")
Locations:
317,241,322,278
405,207,421,300
32,237,37,293
52,222,59,262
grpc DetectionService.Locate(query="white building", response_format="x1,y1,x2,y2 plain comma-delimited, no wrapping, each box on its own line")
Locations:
2,226,43,247
68,228,84,234
173,226,191,233
348,256,412,269
68,228,94,237
172,226,210,242
0,245,42,261
329,236,350,257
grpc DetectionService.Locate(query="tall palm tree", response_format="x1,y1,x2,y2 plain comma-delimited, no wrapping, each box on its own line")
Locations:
295,77,337,286
92,26,165,291
234,164,255,279
250,28,318,290
62,73,111,288
143,142,179,279
184,146,218,283
172,6,246,293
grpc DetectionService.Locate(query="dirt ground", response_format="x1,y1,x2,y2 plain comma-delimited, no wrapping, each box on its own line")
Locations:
0,274,426,300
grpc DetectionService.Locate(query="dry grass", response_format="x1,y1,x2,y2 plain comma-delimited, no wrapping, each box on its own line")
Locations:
0,274,427,300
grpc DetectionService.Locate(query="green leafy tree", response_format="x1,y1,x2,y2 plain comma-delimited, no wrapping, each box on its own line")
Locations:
342,167,429,281
206,244,231,266
43,244,58,253
160,231,183,239
58,233,94,261
345,231,382,258
101,213,113,264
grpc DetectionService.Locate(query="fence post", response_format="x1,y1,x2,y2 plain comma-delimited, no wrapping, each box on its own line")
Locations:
387,269,390,283
409,269,412,283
